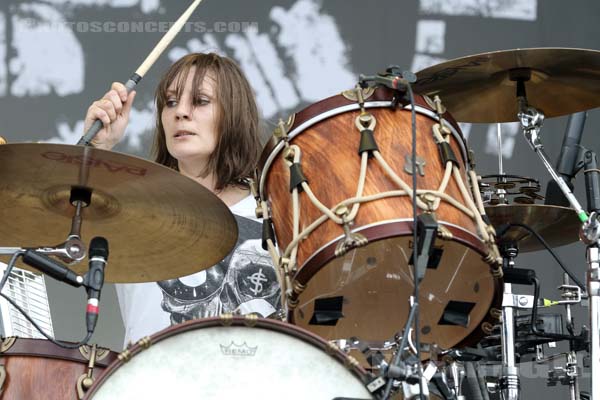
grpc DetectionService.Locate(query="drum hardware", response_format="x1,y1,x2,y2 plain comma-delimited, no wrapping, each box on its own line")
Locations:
480,175,543,206
547,352,582,400
495,244,526,400
358,66,417,93
0,185,92,269
76,344,105,399
382,212,440,400
513,76,600,400
0,237,110,350
443,361,466,400
544,112,587,208
479,312,567,364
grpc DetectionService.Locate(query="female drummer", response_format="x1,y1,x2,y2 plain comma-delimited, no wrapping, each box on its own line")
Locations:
85,53,281,347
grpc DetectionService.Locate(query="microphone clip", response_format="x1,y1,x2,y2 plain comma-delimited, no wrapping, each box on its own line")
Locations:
359,66,416,92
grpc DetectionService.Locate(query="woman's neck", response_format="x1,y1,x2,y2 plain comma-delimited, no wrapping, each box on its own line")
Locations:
177,159,249,206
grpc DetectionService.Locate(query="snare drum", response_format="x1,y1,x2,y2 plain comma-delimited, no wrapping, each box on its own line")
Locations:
257,86,503,352
0,337,116,400
85,317,374,399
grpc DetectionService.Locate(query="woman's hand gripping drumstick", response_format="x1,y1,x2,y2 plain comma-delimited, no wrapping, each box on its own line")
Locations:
78,0,204,147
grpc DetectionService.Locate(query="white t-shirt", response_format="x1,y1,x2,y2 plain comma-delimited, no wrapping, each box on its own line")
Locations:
115,195,281,348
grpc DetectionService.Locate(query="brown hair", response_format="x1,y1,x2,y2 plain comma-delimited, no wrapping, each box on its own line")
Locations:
153,53,260,191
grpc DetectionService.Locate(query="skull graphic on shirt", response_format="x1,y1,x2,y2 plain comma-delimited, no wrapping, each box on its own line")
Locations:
157,217,281,324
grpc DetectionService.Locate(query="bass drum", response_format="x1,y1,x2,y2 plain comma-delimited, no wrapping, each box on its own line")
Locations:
0,337,116,400
85,316,374,400
257,86,503,352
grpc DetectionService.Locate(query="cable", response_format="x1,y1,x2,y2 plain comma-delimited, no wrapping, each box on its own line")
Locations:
0,292,92,349
497,222,585,290
0,252,92,349
380,82,424,400
0,251,24,293
406,82,425,400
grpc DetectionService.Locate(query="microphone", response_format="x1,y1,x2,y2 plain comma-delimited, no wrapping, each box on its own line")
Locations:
584,150,600,214
545,111,587,206
22,250,84,288
359,71,416,91
84,237,109,334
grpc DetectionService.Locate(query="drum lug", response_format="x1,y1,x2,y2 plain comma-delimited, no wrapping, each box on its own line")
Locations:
481,321,494,335
342,86,375,102
220,313,235,326
136,336,152,350
437,224,453,240
118,349,133,363
243,314,259,327
273,115,295,141
335,223,368,257
0,337,16,353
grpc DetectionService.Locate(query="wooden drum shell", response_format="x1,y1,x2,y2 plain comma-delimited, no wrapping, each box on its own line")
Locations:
259,88,502,351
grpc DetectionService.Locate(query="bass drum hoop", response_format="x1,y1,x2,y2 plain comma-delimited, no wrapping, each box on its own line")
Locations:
84,317,373,398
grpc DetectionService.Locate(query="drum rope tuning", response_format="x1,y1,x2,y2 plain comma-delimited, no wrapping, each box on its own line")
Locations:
263,89,503,307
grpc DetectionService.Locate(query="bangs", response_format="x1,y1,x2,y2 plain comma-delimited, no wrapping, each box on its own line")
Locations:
156,56,216,109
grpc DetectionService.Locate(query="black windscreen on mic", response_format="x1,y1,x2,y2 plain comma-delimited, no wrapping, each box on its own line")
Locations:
545,111,587,206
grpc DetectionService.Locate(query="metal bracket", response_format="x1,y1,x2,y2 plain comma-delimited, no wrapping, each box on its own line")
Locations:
502,293,535,309
558,283,582,305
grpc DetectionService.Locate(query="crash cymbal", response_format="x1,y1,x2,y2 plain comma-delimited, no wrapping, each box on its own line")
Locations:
485,204,580,252
0,143,237,283
414,48,600,123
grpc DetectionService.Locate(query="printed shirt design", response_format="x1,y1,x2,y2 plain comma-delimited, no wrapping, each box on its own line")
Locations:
157,215,281,324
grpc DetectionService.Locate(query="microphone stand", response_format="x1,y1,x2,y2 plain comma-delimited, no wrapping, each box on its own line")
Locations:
516,81,597,399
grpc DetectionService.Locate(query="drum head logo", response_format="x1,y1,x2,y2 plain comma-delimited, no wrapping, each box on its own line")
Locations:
220,341,258,357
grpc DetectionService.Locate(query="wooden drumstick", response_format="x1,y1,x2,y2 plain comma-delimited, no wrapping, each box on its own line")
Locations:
78,0,204,146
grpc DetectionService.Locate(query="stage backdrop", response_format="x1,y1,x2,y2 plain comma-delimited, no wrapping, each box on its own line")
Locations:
1,1,598,397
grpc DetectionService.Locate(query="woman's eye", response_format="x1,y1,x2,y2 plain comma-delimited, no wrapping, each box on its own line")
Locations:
166,99,178,107
195,97,210,106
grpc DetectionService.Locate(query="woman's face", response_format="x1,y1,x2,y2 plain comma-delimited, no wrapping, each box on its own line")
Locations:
161,67,219,167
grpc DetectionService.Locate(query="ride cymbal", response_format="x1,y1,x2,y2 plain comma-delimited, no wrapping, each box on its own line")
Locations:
414,48,600,123
0,143,237,283
485,204,580,252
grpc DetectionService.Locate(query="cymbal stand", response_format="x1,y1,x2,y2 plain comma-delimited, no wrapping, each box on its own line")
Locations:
562,274,582,400
0,186,90,263
496,123,509,204
498,243,521,400
545,274,583,400
516,77,597,399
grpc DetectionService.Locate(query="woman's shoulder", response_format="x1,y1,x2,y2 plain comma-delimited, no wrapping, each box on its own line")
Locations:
229,194,259,221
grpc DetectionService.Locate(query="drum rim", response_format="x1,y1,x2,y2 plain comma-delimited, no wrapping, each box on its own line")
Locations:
0,337,117,367
84,317,373,398
257,87,467,198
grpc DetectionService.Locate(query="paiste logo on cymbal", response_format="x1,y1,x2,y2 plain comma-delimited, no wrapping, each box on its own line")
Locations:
41,151,147,176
